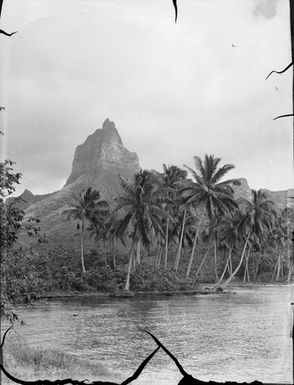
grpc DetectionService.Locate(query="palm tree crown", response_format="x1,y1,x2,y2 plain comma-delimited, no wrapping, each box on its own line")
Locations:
113,170,164,246
182,154,240,219
64,187,109,273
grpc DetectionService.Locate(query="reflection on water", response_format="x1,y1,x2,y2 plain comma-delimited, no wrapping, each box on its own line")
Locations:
6,286,294,384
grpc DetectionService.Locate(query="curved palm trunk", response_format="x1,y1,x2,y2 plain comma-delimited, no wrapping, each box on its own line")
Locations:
215,245,233,287
195,240,214,279
186,218,201,278
221,232,251,289
164,213,170,269
174,208,187,272
125,241,135,291
80,217,86,273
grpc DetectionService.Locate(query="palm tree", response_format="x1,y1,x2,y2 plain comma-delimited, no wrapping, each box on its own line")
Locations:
112,170,165,291
214,211,242,286
269,211,288,281
173,200,188,272
198,216,223,281
64,187,108,273
107,212,125,269
220,189,276,288
181,154,239,278
160,164,187,269
89,219,110,266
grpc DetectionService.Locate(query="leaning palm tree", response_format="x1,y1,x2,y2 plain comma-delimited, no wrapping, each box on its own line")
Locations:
215,210,244,286
112,170,165,291
220,189,276,288
64,187,108,273
180,154,240,278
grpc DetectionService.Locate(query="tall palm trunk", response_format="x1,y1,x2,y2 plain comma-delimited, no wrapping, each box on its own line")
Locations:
271,258,278,281
228,251,233,275
247,247,251,281
174,208,187,272
112,239,116,269
136,240,141,265
155,242,160,266
221,232,251,289
164,212,170,269
186,218,201,278
80,217,86,273
157,248,162,268
287,262,294,282
214,239,218,281
195,240,214,279
243,253,248,283
243,248,250,283
215,245,233,287
254,254,261,281
276,252,281,280
125,241,135,291
103,239,107,266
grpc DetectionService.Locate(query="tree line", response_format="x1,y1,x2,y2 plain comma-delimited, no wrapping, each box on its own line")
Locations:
64,154,294,292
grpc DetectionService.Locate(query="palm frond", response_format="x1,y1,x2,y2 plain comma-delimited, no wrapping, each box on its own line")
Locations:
211,164,235,184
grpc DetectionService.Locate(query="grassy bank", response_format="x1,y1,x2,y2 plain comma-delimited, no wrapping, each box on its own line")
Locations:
2,330,120,385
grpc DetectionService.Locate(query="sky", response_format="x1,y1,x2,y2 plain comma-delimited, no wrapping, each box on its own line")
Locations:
0,0,293,195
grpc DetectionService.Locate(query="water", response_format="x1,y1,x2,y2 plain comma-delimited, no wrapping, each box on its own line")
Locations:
4,286,294,384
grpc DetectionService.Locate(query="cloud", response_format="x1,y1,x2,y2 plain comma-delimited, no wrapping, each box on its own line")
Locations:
253,0,279,19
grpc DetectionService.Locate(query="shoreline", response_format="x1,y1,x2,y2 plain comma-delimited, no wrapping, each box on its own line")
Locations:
35,282,291,301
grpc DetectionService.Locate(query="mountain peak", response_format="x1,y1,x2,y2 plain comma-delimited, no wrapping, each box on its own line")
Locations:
102,118,115,130
22,189,34,198
99,118,122,145
65,119,139,186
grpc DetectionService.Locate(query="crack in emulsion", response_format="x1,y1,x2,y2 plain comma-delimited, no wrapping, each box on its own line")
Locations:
0,328,265,385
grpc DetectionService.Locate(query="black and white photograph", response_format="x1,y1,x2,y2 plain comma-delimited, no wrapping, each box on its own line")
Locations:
1,1,294,384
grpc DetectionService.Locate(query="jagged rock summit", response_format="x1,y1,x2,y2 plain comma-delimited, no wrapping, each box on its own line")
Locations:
66,118,138,188
21,119,140,245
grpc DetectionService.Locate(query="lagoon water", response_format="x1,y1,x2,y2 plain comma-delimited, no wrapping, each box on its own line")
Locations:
9,286,294,384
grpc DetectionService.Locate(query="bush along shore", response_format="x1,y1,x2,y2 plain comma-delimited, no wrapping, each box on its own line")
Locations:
2,241,291,311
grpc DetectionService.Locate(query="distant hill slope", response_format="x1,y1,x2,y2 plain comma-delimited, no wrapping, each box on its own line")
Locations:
12,119,293,247
6,189,56,211
232,178,294,210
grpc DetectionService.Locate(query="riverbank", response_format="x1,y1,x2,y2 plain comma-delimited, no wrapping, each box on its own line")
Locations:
34,287,220,300
34,281,290,301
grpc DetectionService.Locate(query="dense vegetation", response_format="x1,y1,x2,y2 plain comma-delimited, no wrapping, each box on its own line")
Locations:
1,155,294,322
